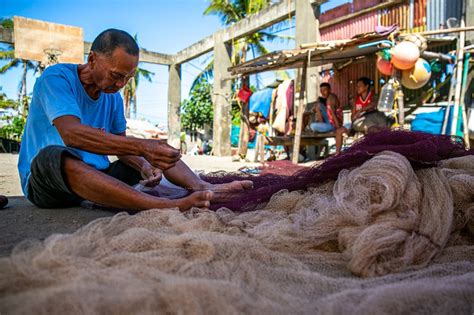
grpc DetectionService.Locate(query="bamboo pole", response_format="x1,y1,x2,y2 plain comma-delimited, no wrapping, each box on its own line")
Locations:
237,76,250,159
394,70,405,126
292,61,307,164
450,20,466,137
441,66,457,135
399,26,474,37
460,52,471,148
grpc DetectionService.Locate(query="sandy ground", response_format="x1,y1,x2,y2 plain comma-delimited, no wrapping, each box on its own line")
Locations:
0,153,260,257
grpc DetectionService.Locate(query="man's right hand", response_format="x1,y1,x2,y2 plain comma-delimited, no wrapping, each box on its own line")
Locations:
53,115,181,171
141,140,181,171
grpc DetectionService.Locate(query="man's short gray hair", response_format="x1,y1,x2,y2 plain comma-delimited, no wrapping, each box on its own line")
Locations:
91,29,139,56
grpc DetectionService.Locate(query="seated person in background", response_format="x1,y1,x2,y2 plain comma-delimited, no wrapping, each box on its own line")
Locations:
335,77,391,155
309,83,342,133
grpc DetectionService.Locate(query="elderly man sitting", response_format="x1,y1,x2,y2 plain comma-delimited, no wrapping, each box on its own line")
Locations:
18,29,252,212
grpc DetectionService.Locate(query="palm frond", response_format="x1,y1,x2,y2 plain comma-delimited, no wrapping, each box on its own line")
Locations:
252,41,269,56
190,60,214,91
135,67,154,86
204,1,241,25
0,50,15,60
0,59,19,73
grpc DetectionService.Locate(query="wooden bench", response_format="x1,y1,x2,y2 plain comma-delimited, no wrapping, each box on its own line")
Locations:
253,132,336,162
265,132,335,146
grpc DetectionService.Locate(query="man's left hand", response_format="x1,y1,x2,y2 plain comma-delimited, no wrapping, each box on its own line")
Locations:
140,165,163,187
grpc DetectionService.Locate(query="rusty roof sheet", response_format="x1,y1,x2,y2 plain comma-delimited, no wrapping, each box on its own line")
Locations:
229,32,391,76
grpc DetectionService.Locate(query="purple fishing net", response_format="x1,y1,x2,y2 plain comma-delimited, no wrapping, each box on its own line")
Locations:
82,131,472,213
201,130,473,211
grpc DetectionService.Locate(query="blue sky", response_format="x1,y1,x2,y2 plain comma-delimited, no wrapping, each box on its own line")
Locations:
1,0,348,126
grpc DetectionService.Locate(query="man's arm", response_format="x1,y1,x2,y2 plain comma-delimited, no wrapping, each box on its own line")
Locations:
115,132,163,187
53,115,180,170
361,93,378,113
327,95,341,129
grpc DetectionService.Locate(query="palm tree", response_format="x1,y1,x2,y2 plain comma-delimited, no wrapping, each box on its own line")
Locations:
191,0,291,88
0,18,37,117
122,35,154,118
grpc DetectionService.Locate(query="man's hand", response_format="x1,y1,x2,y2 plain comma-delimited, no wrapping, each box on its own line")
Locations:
141,140,181,171
140,164,163,187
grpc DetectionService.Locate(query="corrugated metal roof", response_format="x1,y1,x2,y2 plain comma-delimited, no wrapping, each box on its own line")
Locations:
228,33,390,76
427,0,463,31
321,11,378,41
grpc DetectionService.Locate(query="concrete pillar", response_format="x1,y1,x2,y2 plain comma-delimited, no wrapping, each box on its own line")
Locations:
467,0,474,45
295,0,321,160
167,63,181,149
296,0,321,107
212,33,233,156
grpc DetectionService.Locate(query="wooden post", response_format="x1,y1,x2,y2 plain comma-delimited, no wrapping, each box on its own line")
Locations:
441,67,457,135
237,76,250,159
292,61,307,164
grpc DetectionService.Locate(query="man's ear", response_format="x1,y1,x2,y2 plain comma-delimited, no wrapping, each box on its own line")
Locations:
88,51,96,68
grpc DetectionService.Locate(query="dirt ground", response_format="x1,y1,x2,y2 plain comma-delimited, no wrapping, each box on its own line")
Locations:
0,153,260,257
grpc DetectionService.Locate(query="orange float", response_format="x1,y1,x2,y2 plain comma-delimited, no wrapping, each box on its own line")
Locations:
401,58,432,89
391,41,420,70
376,56,393,76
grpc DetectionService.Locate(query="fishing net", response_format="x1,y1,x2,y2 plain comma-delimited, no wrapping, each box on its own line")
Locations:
203,130,473,211
1,131,473,314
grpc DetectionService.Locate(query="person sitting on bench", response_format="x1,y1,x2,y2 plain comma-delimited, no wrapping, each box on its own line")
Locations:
309,83,342,133
335,77,391,155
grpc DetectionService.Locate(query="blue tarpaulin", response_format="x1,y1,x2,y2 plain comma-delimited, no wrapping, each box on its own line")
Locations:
411,107,463,136
249,88,273,119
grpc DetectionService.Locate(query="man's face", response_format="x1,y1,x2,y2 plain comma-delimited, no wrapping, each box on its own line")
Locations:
89,48,138,93
320,86,330,98
356,81,368,95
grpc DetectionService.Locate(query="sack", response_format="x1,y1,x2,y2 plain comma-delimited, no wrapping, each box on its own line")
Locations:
238,85,252,103
353,111,391,133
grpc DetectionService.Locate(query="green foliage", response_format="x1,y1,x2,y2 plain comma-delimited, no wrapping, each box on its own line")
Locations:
0,89,26,141
1,18,13,29
0,18,38,118
0,115,26,141
192,0,290,87
0,91,19,110
181,78,214,132
231,101,241,126
122,34,154,118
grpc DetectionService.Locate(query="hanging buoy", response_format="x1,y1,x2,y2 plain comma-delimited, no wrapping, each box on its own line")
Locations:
391,41,420,70
401,58,432,89
403,33,428,52
376,56,393,76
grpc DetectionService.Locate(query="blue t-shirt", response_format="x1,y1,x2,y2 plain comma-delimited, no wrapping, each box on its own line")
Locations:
18,64,127,196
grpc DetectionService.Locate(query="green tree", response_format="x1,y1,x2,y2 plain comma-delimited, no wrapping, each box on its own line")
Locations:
181,77,214,135
0,115,26,141
187,0,291,131
0,18,38,118
0,89,19,110
191,0,291,87
0,88,25,141
122,35,154,118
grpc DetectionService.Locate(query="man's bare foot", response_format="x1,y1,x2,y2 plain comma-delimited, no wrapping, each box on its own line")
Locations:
175,190,213,212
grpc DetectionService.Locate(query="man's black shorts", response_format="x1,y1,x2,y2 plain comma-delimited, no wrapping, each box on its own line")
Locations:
27,145,142,208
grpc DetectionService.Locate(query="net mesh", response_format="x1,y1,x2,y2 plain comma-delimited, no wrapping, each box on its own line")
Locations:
202,130,473,211
1,131,473,314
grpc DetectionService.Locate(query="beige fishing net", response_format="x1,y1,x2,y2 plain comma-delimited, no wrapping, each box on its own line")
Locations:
1,151,473,314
